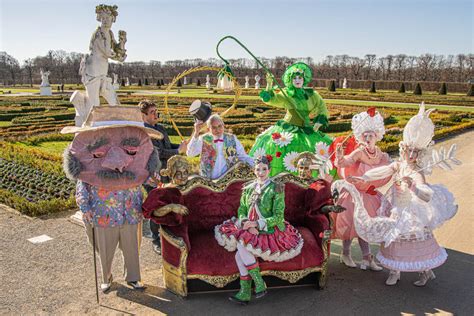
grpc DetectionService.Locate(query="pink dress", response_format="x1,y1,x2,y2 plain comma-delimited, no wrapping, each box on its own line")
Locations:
331,149,391,240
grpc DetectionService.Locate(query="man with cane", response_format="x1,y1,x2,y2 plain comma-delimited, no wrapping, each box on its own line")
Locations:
61,106,163,293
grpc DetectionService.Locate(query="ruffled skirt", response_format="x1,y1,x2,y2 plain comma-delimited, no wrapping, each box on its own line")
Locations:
215,217,304,262
376,236,447,272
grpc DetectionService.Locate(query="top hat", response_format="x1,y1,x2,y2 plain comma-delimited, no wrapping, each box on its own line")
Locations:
189,100,212,122
60,106,163,139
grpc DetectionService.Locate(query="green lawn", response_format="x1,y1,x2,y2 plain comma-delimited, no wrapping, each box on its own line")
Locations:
0,121,12,127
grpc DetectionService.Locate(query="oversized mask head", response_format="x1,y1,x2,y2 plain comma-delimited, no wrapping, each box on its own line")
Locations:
64,126,159,190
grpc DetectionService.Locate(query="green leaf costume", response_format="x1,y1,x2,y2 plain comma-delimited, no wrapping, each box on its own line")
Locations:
249,62,334,176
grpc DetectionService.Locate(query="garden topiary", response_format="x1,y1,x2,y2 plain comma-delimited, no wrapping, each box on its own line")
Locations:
138,79,142,86
398,82,406,93
197,79,201,86
439,82,447,95
369,81,376,93
414,82,422,95
145,78,149,86
328,80,336,92
177,79,182,87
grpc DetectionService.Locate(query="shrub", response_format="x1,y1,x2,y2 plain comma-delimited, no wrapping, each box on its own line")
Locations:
369,81,376,93
197,79,201,86
145,78,149,86
414,83,422,95
138,79,142,86
467,85,474,97
398,82,406,93
328,80,336,92
177,79,182,87
121,78,125,86
439,82,447,95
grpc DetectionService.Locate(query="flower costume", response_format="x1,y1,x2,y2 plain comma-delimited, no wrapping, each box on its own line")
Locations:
249,62,333,176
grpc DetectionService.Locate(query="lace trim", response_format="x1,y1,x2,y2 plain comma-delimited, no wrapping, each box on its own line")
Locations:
214,224,304,263
376,248,447,272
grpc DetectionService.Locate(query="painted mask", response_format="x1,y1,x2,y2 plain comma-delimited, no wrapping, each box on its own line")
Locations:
64,126,158,190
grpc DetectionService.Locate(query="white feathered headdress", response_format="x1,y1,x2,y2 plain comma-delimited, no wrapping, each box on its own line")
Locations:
351,110,385,143
401,102,435,149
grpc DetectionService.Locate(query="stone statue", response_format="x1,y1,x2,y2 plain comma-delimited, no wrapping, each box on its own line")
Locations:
125,77,130,86
245,75,249,89
70,4,128,126
183,76,188,85
205,74,211,89
40,69,51,87
255,75,261,89
343,78,347,89
39,69,52,96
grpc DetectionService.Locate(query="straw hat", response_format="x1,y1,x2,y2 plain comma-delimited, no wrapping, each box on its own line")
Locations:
61,106,163,139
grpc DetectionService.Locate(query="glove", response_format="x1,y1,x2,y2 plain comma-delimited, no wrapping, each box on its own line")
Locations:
259,90,274,102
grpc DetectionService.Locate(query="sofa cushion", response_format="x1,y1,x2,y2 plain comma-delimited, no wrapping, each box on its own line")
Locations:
186,226,323,276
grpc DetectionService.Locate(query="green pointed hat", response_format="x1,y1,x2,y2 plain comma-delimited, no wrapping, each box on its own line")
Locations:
282,62,313,88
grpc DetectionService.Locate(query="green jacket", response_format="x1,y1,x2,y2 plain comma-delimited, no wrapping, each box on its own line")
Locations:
259,88,328,128
237,180,285,233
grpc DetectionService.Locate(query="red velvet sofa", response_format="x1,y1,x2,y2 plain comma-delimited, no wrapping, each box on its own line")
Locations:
142,163,333,297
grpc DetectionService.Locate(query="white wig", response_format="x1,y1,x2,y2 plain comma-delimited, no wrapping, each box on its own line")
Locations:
206,113,224,128
351,111,385,143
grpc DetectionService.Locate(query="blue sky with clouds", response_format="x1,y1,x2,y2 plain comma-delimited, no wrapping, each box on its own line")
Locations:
0,0,472,64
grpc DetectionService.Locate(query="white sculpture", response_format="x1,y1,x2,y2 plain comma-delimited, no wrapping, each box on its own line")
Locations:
255,75,261,89
343,78,348,89
39,69,52,96
70,4,127,126
40,69,51,87
112,73,120,90
205,74,211,89
125,77,130,86
183,76,187,85
245,75,249,89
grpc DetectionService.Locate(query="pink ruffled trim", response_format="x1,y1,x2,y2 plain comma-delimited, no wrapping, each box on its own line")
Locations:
376,248,447,272
214,217,304,262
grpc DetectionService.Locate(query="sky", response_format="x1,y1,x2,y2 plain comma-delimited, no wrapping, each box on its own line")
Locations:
0,0,472,64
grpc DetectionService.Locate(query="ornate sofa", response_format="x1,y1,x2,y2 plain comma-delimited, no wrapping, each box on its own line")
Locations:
142,163,333,297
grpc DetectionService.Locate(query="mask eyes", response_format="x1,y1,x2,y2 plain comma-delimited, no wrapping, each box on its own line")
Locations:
92,150,107,159
124,146,138,156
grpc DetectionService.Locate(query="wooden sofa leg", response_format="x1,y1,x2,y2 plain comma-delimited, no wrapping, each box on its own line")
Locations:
163,260,188,297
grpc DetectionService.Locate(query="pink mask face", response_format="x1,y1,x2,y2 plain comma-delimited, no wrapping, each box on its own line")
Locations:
70,127,153,190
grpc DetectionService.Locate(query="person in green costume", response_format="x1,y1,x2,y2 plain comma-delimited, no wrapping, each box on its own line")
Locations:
249,62,334,177
215,156,304,304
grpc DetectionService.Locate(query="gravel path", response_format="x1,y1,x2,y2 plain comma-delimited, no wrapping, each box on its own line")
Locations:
1,130,473,315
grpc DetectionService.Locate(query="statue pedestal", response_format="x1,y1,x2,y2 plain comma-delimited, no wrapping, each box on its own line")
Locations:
40,86,52,96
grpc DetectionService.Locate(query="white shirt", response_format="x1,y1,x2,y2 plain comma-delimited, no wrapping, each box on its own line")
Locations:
186,133,254,179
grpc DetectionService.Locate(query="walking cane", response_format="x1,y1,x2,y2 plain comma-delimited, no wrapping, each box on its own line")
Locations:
91,225,100,304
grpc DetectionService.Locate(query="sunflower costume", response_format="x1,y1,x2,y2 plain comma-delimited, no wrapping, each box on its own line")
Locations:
249,62,334,176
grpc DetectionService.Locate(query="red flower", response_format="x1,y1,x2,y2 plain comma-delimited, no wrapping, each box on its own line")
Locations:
367,107,376,117
271,132,281,140
366,185,377,195
266,154,273,163
276,152,282,158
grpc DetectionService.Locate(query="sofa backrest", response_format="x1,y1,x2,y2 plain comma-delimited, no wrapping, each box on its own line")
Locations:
183,173,311,233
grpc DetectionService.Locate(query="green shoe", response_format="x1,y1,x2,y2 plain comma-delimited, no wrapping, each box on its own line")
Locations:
229,277,252,305
248,266,267,299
